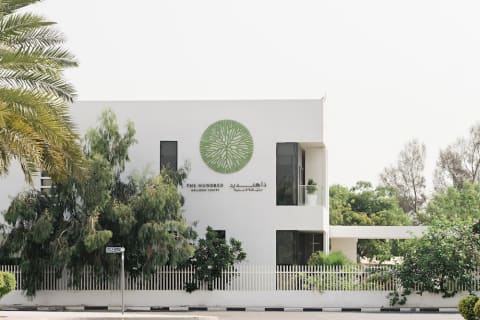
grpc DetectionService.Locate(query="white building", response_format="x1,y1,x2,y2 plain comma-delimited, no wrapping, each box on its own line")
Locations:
0,99,425,264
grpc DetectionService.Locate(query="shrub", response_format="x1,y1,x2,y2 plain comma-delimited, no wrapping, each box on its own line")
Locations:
308,251,350,266
473,299,480,319
0,272,16,299
459,295,478,320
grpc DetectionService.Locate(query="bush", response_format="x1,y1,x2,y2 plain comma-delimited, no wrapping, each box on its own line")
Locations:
308,251,351,266
0,272,16,299
473,299,480,319
459,295,478,320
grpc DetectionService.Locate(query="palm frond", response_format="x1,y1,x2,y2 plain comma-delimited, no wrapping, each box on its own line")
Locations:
0,47,78,69
0,69,76,102
0,0,84,183
0,25,64,48
0,0,43,16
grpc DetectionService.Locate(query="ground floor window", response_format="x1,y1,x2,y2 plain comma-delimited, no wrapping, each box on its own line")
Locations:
276,230,324,265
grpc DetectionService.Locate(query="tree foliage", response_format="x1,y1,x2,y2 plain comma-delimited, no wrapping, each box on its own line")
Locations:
459,296,480,320
0,0,84,182
393,221,480,304
185,226,246,292
380,140,426,222
0,109,196,295
0,271,16,299
419,183,480,224
307,251,351,266
329,182,410,261
434,123,480,190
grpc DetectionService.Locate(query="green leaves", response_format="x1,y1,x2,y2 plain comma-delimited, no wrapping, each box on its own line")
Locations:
186,226,246,291
420,183,480,224
393,220,480,304
0,0,83,183
0,271,16,298
83,230,112,253
0,109,197,296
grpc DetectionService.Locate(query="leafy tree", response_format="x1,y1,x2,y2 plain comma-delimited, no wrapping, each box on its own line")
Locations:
419,182,480,224
329,182,410,261
185,226,246,292
434,123,480,190
0,109,196,295
329,185,351,225
393,220,480,304
0,0,84,182
380,140,427,222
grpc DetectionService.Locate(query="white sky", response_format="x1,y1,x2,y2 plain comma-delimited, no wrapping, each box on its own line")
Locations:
29,0,480,192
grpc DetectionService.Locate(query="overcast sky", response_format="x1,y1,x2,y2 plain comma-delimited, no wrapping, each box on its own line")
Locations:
29,0,480,192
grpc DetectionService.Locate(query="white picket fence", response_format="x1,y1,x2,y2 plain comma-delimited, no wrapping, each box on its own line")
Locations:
1,264,479,292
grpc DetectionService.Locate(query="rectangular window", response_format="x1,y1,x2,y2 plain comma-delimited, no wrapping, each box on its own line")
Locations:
214,230,226,240
276,230,297,265
276,143,298,205
160,141,178,171
276,230,324,265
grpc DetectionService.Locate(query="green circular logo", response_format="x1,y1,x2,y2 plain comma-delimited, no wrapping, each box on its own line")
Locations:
200,120,254,174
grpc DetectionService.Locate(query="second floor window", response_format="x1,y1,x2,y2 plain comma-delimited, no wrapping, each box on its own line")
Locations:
160,141,178,171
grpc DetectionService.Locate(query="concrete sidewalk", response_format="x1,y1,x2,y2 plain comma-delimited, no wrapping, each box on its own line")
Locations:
0,311,464,320
0,311,216,320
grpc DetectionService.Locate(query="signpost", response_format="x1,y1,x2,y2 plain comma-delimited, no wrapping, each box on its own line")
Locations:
106,246,125,314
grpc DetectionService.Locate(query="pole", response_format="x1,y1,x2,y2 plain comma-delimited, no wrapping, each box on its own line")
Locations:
121,249,124,315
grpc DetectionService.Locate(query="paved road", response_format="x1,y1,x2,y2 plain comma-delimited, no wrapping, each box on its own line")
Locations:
0,311,465,320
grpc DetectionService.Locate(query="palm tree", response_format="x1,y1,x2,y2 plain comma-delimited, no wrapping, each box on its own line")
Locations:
0,0,84,183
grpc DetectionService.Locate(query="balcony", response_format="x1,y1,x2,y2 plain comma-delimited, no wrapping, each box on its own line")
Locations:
298,185,323,206
276,142,326,207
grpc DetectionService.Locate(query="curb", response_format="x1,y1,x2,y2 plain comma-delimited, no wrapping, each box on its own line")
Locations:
0,306,459,313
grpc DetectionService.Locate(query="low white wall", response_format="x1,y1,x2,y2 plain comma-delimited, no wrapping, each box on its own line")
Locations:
0,290,468,308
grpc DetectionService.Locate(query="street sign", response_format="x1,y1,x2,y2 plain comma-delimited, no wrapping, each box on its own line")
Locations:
105,246,126,314
106,247,125,254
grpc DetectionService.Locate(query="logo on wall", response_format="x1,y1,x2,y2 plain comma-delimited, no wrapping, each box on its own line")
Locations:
200,119,254,174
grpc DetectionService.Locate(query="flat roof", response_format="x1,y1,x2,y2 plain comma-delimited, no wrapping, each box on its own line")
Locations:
329,226,428,239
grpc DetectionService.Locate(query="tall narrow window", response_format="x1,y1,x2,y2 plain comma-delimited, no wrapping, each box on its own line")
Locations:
276,143,298,205
160,141,178,171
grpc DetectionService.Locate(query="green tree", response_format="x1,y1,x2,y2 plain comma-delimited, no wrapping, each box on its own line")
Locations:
0,109,196,295
419,182,480,224
393,220,480,304
329,182,410,261
185,226,246,291
0,0,84,182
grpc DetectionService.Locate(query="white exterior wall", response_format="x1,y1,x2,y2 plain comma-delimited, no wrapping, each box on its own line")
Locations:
0,290,468,308
330,238,358,262
0,100,327,265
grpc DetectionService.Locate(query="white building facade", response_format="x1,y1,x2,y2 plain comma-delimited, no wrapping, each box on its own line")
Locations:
67,99,329,265
0,99,428,264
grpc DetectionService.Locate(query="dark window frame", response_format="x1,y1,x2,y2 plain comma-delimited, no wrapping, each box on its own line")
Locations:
276,143,299,206
160,141,178,171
